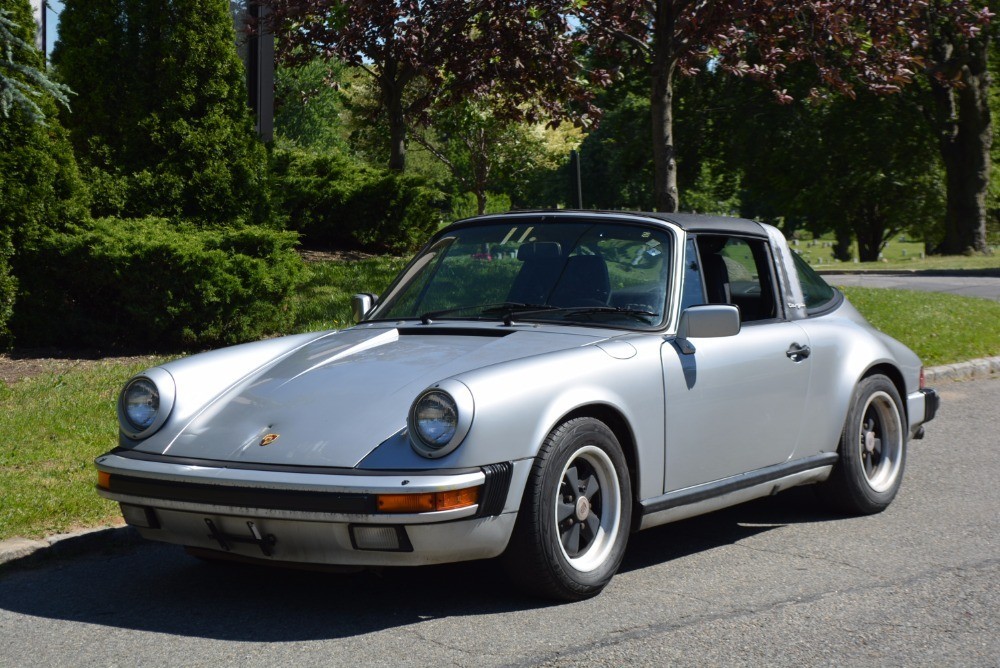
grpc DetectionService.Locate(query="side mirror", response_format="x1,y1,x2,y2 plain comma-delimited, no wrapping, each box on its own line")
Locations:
675,304,740,354
351,293,378,323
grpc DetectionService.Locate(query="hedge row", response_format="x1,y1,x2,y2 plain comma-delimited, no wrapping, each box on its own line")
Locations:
11,218,302,351
270,148,445,253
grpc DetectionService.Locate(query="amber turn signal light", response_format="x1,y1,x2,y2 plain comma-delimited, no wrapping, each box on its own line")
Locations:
376,486,480,513
97,471,111,490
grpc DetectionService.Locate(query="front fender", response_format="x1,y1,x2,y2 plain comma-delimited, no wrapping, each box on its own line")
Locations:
360,338,666,501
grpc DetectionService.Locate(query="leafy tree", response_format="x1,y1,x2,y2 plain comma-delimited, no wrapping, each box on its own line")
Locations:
413,99,581,215
579,0,984,213
53,0,268,225
924,0,995,254
575,66,738,213
0,7,72,124
710,72,944,261
260,0,596,172
0,0,88,348
577,83,655,211
274,56,351,153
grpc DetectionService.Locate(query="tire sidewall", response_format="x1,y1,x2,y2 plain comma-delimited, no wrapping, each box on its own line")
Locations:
839,374,907,511
534,418,632,594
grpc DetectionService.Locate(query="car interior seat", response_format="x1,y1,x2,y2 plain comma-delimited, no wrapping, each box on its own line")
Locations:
699,238,732,305
549,254,611,307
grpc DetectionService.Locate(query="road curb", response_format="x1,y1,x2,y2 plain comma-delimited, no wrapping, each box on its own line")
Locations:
1,357,997,573
0,525,143,573
923,356,1000,383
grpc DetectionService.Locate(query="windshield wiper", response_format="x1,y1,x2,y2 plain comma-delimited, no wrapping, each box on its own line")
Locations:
419,302,554,324
503,305,659,326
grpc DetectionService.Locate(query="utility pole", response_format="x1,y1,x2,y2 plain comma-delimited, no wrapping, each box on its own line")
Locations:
246,3,274,142
569,149,583,209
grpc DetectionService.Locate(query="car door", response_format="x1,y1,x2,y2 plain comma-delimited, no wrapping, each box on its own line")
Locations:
661,236,812,492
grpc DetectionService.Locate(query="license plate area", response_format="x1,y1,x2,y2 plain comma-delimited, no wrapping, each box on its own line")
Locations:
204,518,277,556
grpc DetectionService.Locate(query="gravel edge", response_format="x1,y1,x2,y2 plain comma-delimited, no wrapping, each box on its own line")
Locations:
2,356,997,572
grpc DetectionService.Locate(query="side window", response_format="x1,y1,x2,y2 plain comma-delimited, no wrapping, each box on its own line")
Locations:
791,252,838,312
696,235,778,322
680,238,705,310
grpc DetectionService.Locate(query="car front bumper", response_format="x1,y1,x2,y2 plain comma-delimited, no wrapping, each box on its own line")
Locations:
95,451,530,566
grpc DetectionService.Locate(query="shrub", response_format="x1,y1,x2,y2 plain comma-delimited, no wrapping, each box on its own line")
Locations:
270,148,444,253
0,233,14,349
447,191,512,222
11,218,303,351
52,0,269,225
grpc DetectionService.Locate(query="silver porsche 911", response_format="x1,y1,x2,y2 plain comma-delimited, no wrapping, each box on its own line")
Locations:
96,211,940,600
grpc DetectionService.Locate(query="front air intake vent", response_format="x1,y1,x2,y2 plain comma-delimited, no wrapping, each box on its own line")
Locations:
477,462,514,517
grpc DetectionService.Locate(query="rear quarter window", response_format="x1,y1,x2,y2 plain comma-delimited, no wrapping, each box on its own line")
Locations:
791,253,839,313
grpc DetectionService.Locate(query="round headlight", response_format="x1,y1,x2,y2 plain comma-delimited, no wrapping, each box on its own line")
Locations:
408,381,475,458
117,369,176,440
122,378,159,431
413,391,458,448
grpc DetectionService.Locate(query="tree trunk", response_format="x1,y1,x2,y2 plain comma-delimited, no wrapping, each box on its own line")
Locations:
650,1,679,213
929,34,992,255
833,228,853,262
385,85,407,172
853,206,889,263
380,62,407,172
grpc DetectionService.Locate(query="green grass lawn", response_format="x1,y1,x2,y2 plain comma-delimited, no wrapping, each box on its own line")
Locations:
840,287,1000,366
291,255,409,333
2,260,999,543
0,358,164,542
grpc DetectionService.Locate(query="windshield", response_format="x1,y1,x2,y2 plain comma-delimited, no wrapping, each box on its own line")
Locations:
370,220,674,330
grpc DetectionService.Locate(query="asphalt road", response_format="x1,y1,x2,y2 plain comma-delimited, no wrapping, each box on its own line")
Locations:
822,272,1000,302
1,377,997,667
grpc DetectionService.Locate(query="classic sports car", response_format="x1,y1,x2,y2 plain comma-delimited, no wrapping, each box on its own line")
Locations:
96,211,940,600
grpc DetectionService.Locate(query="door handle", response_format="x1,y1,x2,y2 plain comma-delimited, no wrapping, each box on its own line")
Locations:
786,343,811,361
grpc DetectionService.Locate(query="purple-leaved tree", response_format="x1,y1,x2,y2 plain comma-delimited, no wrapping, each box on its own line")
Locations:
259,0,601,172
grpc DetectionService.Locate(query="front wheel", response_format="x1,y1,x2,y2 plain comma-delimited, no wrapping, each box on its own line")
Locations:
820,374,906,514
503,417,632,601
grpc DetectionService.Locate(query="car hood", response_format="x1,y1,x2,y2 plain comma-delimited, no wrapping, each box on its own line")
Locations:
146,325,607,467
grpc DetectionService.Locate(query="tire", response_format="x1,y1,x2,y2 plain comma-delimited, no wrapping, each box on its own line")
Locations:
503,417,632,601
820,374,906,514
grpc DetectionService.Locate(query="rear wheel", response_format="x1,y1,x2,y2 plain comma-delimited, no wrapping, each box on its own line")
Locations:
820,374,906,514
503,417,632,601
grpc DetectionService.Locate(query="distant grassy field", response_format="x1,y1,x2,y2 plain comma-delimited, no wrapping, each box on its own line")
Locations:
790,232,1000,272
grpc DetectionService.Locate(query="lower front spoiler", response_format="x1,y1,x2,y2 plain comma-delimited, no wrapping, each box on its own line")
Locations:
120,503,518,567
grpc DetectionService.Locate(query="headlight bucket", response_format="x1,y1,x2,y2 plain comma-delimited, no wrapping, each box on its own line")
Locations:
117,368,176,440
408,380,474,458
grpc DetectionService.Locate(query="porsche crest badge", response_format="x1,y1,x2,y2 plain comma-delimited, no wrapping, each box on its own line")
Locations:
259,433,280,447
